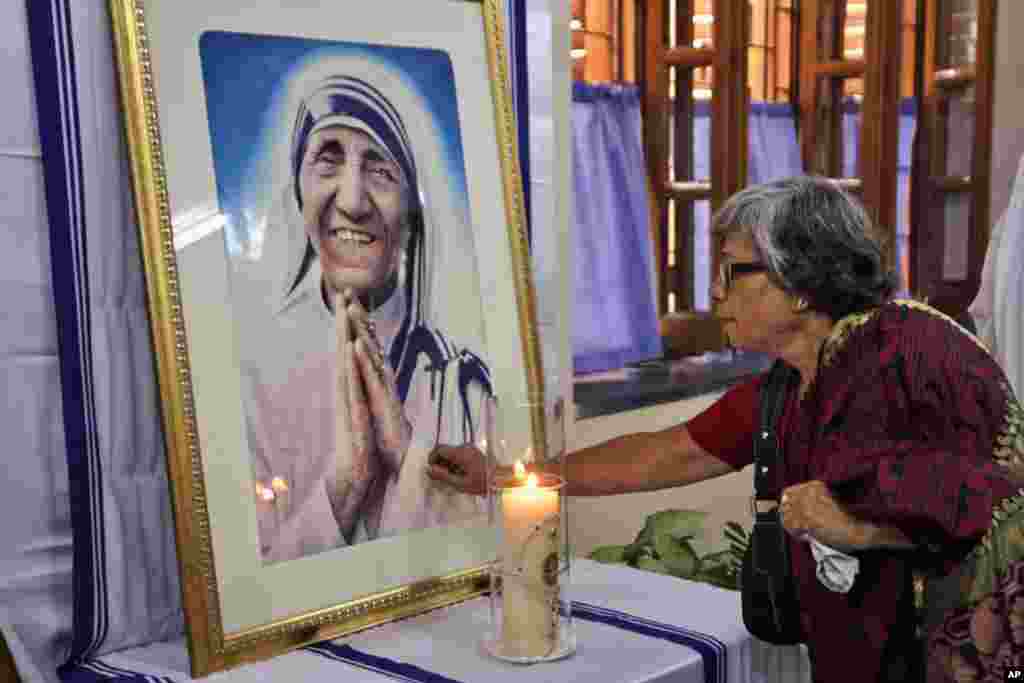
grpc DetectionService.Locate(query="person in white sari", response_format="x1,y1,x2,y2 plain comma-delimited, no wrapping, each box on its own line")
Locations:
969,153,1024,399
235,55,492,564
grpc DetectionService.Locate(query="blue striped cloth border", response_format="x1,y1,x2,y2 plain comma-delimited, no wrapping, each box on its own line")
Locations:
26,0,110,666
306,643,463,683
303,600,726,683
58,599,727,683
58,658,176,683
572,601,727,683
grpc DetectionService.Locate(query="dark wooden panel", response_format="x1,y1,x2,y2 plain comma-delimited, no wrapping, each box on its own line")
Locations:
860,0,904,271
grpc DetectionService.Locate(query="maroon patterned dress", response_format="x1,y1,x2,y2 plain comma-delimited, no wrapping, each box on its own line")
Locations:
687,299,1024,682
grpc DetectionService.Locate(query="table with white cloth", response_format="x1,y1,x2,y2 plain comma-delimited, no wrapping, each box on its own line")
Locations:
30,560,810,683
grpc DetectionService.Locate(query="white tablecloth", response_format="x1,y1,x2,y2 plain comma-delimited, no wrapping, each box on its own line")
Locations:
26,560,810,683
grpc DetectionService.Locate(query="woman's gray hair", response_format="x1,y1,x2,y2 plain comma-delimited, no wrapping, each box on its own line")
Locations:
711,176,900,320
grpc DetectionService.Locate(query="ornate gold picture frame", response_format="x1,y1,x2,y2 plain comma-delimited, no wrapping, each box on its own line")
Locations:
108,0,545,676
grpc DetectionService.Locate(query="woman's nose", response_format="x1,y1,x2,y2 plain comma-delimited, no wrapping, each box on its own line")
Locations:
709,278,725,304
333,166,371,219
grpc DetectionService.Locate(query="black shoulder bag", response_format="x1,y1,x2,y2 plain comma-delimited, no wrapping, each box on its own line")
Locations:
740,360,804,644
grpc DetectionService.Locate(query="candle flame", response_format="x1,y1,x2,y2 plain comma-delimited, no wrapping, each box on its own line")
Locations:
514,461,526,479
256,483,275,502
526,473,539,488
270,476,289,493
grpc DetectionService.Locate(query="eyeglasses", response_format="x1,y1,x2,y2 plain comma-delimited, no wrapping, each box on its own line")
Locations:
717,262,768,292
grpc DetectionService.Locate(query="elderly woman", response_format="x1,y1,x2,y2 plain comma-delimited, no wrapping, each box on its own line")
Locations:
237,54,493,564
429,176,1024,682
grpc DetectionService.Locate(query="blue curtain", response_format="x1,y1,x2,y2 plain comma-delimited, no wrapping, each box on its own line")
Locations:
571,82,663,374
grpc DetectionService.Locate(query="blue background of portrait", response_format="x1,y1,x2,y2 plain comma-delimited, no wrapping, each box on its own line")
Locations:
198,31,469,256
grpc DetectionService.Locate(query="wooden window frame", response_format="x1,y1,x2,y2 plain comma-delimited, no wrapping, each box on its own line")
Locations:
798,0,903,276
909,0,997,318
639,0,749,356
636,1,993,358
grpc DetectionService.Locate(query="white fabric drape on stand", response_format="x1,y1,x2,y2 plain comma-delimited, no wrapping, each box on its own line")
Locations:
22,0,183,670
970,154,1024,398
3,2,73,681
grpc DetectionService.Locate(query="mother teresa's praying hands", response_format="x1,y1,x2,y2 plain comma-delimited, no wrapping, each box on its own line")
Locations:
325,288,412,542
343,289,412,474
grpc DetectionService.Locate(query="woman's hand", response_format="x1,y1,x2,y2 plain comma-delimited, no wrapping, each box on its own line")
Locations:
779,480,910,552
426,445,490,496
344,290,412,475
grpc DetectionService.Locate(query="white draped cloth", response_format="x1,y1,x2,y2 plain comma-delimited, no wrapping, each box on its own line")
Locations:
970,154,1024,398
237,261,491,564
51,560,813,683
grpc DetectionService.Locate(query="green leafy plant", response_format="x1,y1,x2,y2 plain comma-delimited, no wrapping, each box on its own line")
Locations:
587,509,750,591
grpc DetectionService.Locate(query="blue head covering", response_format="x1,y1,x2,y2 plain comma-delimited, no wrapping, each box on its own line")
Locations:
289,74,420,212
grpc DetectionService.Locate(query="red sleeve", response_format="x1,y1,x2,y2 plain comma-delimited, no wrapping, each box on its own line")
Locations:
818,308,1019,546
685,374,763,470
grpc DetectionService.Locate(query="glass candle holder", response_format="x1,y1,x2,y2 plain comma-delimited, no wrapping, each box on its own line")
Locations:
482,399,575,663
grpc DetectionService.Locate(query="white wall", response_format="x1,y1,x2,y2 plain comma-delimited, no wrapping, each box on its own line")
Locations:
989,0,1024,220
569,392,755,558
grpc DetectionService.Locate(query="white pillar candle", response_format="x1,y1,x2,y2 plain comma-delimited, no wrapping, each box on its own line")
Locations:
500,463,561,658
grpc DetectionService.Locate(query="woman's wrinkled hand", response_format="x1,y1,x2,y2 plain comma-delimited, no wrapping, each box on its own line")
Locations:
779,480,873,552
426,445,489,496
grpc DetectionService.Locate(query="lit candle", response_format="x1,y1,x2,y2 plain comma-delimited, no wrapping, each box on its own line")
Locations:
500,461,561,657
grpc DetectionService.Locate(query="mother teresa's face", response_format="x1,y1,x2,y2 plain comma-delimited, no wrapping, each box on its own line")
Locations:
298,125,408,300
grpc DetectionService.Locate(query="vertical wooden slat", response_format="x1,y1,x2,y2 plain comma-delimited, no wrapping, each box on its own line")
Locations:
969,0,996,293
622,0,637,81
800,1,844,177
928,0,947,183
798,0,822,172
711,0,749,209
826,79,843,177
673,0,696,308
901,0,919,98
860,0,903,270
910,0,997,315
584,0,615,81
765,0,778,100
642,0,670,314
827,1,845,178
908,0,934,295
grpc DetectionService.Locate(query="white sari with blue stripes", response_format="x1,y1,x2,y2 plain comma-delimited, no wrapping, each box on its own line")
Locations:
237,263,493,564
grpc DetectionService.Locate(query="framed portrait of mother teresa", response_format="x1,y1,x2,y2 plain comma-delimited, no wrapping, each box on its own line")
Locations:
108,0,546,676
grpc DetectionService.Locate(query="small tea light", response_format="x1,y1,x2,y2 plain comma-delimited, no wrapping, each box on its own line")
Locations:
256,478,290,527
255,482,276,502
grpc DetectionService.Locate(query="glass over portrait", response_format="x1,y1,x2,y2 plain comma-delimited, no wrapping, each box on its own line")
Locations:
198,34,494,565
108,0,542,674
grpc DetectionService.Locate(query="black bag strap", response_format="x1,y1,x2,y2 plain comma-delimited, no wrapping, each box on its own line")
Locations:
753,360,796,503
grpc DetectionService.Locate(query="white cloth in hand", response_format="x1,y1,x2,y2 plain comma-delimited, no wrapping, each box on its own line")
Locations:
809,539,859,593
